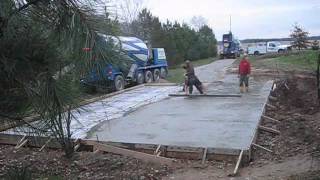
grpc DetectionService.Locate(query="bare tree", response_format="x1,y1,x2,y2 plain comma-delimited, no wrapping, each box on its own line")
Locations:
290,23,309,50
190,16,208,31
113,0,143,34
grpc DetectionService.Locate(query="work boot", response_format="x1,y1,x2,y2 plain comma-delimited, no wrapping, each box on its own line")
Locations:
245,86,249,93
240,86,244,93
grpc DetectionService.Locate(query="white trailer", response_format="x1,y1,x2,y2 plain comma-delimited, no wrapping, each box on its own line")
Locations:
247,41,291,55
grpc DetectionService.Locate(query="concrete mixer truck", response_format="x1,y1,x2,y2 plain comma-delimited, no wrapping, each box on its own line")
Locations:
80,34,169,91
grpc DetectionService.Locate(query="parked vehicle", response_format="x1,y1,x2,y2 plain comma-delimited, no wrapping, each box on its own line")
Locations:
81,34,168,91
247,41,291,55
220,32,241,59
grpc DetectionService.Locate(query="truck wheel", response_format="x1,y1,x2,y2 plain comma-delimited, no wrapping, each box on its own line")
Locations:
254,51,260,56
278,49,284,53
145,70,153,83
160,68,168,78
137,72,144,85
153,69,161,82
114,75,125,91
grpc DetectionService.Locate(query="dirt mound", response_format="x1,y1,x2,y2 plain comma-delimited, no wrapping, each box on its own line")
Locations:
273,76,319,114
254,75,320,162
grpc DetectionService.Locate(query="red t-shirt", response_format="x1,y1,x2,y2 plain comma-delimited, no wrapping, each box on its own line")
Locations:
239,59,251,75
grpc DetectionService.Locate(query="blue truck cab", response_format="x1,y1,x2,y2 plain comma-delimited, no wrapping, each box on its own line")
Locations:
220,32,241,59
81,35,168,91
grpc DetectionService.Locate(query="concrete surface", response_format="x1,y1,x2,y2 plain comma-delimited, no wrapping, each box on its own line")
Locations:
88,59,273,150
2,85,179,139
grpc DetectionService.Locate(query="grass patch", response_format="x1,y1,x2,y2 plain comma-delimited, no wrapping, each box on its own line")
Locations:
167,57,217,83
273,51,319,71
233,51,320,71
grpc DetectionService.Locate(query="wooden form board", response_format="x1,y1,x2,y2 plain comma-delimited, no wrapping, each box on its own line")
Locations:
169,94,242,98
82,140,175,166
0,133,251,163
81,139,247,163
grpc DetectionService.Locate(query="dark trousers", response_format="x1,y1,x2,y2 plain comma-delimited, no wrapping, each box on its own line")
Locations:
239,74,249,87
187,76,203,94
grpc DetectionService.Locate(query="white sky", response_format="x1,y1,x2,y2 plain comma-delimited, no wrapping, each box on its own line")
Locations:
141,0,320,40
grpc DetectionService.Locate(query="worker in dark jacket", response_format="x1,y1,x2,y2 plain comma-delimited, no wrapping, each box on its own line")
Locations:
238,54,251,93
183,60,204,94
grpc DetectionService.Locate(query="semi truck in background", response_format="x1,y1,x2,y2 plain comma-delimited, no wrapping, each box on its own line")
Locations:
247,41,291,55
220,32,241,59
81,34,169,92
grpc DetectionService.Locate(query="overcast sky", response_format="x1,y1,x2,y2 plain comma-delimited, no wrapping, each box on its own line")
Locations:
141,0,320,40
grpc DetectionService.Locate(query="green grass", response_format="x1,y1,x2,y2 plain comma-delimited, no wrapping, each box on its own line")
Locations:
273,51,319,71
167,57,217,83
233,51,320,71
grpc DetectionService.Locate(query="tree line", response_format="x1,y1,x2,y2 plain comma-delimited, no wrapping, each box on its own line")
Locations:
122,9,218,66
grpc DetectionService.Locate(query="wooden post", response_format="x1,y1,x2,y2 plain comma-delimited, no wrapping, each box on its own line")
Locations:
259,125,280,134
233,150,244,175
252,143,273,153
15,135,26,148
201,147,208,164
266,104,277,109
262,115,280,123
39,137,53,152
154,144,161,155
15,139,28,149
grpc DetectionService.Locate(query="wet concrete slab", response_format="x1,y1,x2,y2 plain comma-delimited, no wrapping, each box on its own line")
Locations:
88,60,273,150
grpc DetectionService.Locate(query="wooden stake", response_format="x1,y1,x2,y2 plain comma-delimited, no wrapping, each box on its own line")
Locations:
15,139,28,149
201,147,208,164
233,150,244,175
262,115,280,123
74,144,81,152
85,141,175,166
268,96,277,101
39,137,53,152
284,83,290,90
15,135,26,148
154,144,161,155
252,143,273,153
156,151,161,157
266,104,277,109
259,125,280,134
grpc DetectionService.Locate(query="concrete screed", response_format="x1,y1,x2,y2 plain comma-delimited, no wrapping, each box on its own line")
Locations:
88,59,273,150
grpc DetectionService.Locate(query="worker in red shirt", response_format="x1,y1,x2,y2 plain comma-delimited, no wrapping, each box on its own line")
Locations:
238,54,251,93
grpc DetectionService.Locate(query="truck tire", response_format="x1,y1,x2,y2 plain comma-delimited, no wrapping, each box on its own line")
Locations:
145,70,153,83
278,49,284,53
160,68,168,79
137,72,144,85
114,75,125,91
153,69,161,82
254,51,260,56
